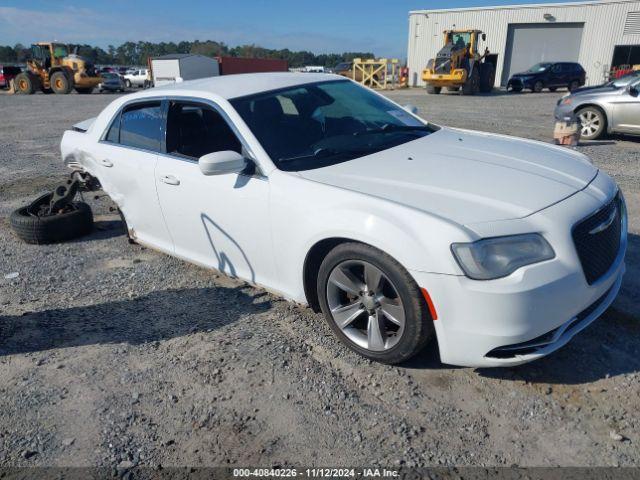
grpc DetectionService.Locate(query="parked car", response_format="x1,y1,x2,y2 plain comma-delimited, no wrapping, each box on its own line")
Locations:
0,65,21,89
555,77,640,139
123,68,148,88
508,62,586,93
570,70,640,95
98,72,126,93
61,73,626,367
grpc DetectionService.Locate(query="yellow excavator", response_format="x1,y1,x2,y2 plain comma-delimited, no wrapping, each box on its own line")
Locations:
14,42,102,95
422,29,498,95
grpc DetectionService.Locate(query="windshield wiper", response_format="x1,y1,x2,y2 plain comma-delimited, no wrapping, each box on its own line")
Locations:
353,124,431,136
278,147,354,164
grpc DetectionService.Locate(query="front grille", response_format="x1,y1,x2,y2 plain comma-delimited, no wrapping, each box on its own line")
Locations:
434,57,450,74
572,193,623,285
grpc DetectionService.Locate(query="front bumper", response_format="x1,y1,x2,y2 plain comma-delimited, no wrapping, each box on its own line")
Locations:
422,68,467,87
410,184,627,368
507,77,533,90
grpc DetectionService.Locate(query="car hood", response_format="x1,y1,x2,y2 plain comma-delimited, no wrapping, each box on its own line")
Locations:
298,128,598,225
570,85,619,98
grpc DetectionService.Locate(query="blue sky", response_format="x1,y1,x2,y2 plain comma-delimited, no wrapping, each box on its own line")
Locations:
0,0,581,58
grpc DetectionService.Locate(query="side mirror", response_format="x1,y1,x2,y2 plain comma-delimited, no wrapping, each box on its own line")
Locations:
482,33,487,41
403,104,419,115
199,151,247,176
627,84,639,97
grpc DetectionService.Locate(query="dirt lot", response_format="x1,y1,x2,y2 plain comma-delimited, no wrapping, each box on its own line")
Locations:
0,88,639,469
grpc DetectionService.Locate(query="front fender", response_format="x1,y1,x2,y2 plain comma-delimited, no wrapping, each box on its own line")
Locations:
269,170,469,303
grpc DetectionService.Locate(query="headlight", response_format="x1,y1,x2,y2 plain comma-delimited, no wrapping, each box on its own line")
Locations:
451,233,555,280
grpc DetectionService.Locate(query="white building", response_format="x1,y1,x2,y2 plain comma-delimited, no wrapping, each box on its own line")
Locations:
407,0,640,87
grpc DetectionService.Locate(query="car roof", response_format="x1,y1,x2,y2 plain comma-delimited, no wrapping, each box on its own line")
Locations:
149,72,342,100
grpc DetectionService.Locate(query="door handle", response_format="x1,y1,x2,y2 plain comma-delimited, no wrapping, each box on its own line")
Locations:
98,158,113,168
159,174,180,186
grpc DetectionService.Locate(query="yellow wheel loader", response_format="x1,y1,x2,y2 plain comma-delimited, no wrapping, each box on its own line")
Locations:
422,30,498,95
14,42,102,95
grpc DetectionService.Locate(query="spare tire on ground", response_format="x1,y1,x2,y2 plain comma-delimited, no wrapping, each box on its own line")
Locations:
10,192,93,244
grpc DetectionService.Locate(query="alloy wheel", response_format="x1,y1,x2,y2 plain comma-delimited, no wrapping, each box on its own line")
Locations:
326,260,405,352
578,110,602,138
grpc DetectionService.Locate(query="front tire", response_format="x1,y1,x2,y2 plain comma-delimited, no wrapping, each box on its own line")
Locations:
51,71,72,94
317,242,435,364
425,84,441,94
533,80,544,93
125,79,131,88
577,106,606,140
461,68,479,95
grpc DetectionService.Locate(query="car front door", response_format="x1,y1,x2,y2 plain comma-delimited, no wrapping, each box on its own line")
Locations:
610,80,640,134
91,100,174,252
154,99,276,286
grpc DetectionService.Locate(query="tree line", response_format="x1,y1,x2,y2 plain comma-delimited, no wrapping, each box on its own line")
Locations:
0,41,374,68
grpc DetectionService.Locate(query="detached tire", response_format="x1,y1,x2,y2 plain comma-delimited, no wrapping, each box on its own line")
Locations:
10,201,93,244
317,242,435,364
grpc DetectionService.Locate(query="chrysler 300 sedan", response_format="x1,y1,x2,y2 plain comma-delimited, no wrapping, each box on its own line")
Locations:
61,73,627,367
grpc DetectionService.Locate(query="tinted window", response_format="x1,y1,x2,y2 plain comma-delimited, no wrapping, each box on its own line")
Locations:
165,101,241,159
105,113,120,143
120,102,162,151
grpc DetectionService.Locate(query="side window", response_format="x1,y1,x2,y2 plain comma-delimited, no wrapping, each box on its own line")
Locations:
551,64,561,73
105,112,120,143
120,102,162,151
165,101,242,159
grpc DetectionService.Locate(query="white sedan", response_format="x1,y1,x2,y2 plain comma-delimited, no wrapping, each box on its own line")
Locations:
61,73,627,367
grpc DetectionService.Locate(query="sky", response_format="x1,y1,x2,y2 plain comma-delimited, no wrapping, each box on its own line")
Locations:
0,0,583,59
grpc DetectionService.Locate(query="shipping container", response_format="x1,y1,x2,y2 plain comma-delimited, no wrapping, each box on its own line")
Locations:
216,56,289,75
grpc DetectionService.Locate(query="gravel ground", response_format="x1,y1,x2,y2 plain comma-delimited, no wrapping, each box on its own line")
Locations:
0,88,639,469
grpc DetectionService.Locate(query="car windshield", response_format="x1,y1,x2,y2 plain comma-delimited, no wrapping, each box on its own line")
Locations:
230,80,437,171
334,62,351,71
526,62,552,73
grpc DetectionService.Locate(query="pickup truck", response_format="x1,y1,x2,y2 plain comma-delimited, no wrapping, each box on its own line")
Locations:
123,68,148,88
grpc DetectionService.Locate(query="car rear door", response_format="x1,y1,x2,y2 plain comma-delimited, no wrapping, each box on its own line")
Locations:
154,99,276,286
90,100,174,251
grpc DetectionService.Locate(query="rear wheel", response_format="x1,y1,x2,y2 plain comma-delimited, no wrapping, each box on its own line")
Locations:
425,84,441,94
14,73,35,94
568,80,580,92
317,243,435,364
125,79,131,88
51,71,72,94
533,80,544,93
577,106,606,140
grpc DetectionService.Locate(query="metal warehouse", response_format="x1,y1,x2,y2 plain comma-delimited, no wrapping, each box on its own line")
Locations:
407,0,640,87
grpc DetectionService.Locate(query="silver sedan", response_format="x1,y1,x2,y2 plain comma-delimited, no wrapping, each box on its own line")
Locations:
554,78,640,140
